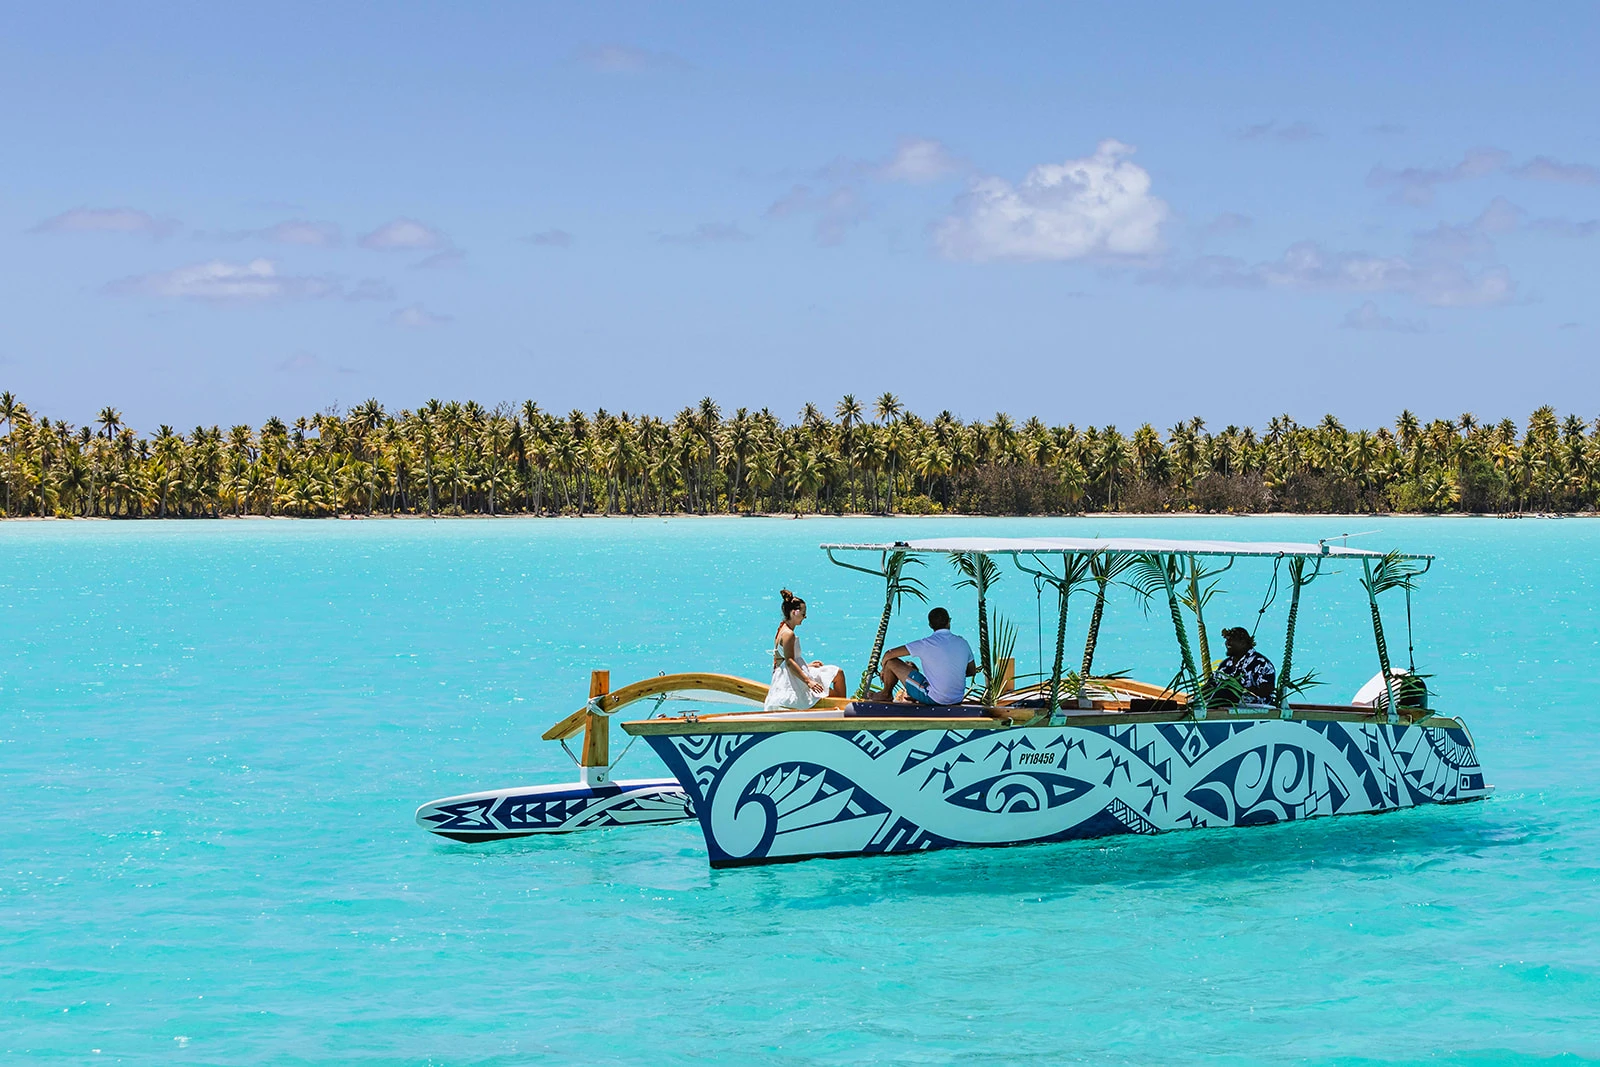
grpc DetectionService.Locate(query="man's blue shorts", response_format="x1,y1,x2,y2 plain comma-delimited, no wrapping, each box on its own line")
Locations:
904,668,936,704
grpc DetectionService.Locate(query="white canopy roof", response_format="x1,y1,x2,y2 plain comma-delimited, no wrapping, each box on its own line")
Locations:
820,537,1431,561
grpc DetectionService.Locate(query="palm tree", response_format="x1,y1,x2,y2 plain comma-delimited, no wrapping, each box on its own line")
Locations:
835,395,863,509
0,392,20,436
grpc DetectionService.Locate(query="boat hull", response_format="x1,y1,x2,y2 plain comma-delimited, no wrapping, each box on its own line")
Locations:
416,778,694,841
643,719,1489,868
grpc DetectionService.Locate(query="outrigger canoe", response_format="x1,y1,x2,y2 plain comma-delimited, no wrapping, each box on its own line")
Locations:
418,536,1490,867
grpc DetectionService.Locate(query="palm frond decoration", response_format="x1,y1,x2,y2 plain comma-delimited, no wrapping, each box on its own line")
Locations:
854,550,927,698
1359,550,1428,692
951,551,1002,684
1393,671,1430,711
976,610,1018,707
1180,557,1228,682
1127,553,1203,703
1081,551,1136,676
1055,667,1132,701
1277,668,1323,700
1207,671,1248,707
1038,553,1094,713
1125,552,1179,606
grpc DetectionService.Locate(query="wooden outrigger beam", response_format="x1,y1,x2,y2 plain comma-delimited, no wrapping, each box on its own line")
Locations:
542,671,852,742
581,670,609,769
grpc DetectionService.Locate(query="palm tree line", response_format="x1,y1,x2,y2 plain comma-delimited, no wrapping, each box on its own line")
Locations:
0,390,1593,518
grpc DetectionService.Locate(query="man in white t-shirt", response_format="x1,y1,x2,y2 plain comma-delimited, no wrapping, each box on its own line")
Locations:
871,607,978,705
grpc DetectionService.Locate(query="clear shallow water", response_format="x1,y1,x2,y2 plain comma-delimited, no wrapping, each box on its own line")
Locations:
2,515,1597,1066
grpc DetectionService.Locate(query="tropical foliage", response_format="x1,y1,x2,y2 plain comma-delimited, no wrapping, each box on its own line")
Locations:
854,550,926,699
2,391,1598,519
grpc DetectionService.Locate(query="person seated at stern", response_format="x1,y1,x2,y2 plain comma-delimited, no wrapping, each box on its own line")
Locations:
872,607,977,705
1211,626,1276,704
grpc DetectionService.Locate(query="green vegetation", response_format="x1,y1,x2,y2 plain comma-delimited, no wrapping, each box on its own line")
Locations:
0,390,1594,518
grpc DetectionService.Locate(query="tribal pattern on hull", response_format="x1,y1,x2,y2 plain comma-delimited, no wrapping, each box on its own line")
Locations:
643,720,1488,867
416,778,695,839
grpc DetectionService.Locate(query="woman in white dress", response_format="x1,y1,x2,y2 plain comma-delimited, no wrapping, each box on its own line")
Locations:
764,589,846,711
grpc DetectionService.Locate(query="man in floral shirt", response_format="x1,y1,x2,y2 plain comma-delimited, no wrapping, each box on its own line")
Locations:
1214,626,1276,703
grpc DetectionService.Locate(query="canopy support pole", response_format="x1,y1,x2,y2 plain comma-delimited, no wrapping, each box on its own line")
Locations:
1048,577,1070,717
1160,556,1206,719
973,552,992,688
843,549,925,699
1362,559,1401,726
1276,562,1300,718
1012,553,1089,721
1188,553,1226,685
1273,556,1321,718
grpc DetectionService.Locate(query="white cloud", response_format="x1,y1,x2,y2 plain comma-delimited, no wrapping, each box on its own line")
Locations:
767,185,868,246
412,248,466,270
1147,199,1519,309
1238,120,1321,142
1192,213,1253,254
105,259,338,302
206,219,343,246
1367,147,1509,206
1366,149,1599,204
391,303,452,328
360,218,448,250
935,140,1168,262
1208,212,1253,232
1529,217,1600,238
578,44,690,74
277,351,354,375
260,219,341,246
31,206,178,238
1471,196,1524,235
1341,301,1426,333
1266,241,1512,307
525,229,574,247
1512,156,1600,185
344,278,395,302
878,138,961,183
656,222,751,246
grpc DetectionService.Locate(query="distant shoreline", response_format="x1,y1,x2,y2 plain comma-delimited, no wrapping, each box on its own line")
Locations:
5,510,1594,522
2,396,1587,521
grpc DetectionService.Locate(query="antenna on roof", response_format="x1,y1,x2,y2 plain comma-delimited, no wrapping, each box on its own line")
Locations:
1320,529,1381,550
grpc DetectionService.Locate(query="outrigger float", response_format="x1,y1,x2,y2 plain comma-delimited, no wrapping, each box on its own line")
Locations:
418,536,1490,867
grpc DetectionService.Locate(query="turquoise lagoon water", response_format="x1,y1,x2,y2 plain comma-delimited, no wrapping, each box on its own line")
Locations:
3,515,1598,1065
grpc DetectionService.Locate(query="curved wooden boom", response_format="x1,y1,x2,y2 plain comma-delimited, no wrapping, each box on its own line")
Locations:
542,672,849,742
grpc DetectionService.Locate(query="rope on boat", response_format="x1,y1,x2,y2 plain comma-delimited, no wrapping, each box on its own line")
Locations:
556,691,676,773
606,692,671,776
1033,573,1045,683
1405,583,1416,673
1252,554,1284,640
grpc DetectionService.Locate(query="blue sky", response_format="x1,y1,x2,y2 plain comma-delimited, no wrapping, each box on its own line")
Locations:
3,2,1597,432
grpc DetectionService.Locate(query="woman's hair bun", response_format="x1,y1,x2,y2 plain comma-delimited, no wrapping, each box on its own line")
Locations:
780,588,804,616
